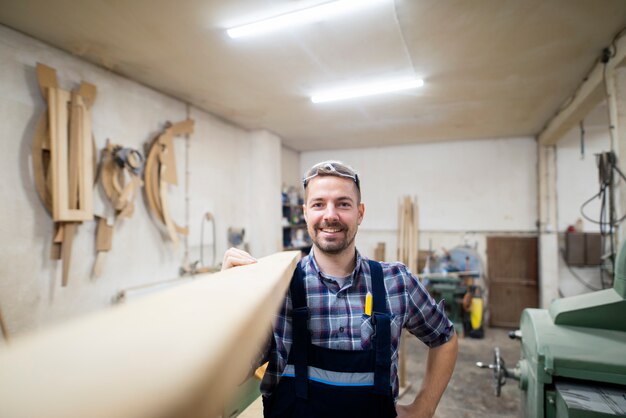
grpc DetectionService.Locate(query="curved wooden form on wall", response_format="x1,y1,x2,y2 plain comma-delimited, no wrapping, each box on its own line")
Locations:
99,140,143,220
0,251,300,418
93,141,144,277
144,119,194,245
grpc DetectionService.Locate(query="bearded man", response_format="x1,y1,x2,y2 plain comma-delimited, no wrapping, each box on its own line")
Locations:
222,160,457,418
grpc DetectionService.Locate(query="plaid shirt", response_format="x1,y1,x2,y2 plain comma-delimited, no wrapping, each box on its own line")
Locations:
260,249,455,399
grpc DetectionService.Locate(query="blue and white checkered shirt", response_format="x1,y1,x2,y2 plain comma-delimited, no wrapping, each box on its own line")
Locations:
260,248,455,399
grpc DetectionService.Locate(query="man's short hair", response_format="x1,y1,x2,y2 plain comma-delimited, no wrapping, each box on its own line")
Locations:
302,160,361,203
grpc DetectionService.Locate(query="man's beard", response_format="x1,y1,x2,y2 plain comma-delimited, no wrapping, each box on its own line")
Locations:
311,221,356,255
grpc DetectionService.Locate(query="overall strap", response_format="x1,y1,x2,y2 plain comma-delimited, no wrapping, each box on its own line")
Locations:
289,263,310,400
368,260,391,395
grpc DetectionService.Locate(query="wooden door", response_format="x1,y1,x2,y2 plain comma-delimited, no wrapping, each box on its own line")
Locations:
487,236,538,328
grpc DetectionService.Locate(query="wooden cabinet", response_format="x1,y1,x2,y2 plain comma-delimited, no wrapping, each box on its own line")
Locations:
487,236,538,328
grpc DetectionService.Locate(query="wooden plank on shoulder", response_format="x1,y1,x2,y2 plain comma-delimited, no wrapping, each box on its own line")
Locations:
0,251,300,418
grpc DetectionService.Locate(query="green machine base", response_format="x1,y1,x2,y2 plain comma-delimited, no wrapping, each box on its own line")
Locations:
477,240,626,417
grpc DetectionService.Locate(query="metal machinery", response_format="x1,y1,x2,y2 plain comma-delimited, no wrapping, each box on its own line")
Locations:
478,241,626,417
422,246,484,335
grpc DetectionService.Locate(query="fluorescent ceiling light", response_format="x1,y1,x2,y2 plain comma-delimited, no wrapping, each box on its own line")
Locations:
227,0,387,39
311,78,424,104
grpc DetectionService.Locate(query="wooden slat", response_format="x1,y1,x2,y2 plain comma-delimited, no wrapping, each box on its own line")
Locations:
49,87,93,222
374,242,385,262
100,141,117,202
159,175,180,246
79,97,93,218
144,139,165,222
167,119,195,137
77,81,97,109
50,223,63,260
68,93,81,210
95,217,113,252
35,63,57,99
48,87,67,221
159,133,178,185
32,113,52,214
0,251,300,418
61,222,77,287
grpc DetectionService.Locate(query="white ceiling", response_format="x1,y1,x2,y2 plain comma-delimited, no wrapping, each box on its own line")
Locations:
1,0,625,151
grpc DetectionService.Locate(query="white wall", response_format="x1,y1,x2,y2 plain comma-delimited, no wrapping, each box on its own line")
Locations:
301,137,538,266
0,25,281,337
556,124,610,233
281,146,301,190
555,110,612,296
247,131,283,257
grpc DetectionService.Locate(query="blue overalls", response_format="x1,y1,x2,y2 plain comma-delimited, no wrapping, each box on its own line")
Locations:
263,260,397,418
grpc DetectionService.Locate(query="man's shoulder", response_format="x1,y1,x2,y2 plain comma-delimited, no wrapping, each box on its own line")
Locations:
360,258,414,279
299,252,315,266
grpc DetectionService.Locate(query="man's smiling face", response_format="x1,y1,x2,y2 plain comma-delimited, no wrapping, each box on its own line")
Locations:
303,175,364,255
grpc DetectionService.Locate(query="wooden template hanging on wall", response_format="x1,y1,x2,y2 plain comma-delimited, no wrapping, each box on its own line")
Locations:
93,140,145,276
32,63,97,286
144,119,194,246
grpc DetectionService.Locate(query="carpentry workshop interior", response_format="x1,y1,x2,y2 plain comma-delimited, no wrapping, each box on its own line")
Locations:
1,1,626,417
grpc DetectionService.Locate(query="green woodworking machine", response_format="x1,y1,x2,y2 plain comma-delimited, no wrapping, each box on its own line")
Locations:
477,241,626,416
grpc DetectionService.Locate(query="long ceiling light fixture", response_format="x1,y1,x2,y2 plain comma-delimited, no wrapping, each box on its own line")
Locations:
227,0,387,39
311,78,424,104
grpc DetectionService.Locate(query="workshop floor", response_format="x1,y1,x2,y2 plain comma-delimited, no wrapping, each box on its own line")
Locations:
240,327,521,418
399,327,521,418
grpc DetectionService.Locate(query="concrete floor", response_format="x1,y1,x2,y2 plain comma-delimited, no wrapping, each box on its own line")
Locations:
240,327,522,418
398,327,521,418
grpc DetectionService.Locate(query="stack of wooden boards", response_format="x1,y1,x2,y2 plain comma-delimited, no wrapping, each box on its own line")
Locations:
32,63,96,286
396,195,420,394
397,195,419,274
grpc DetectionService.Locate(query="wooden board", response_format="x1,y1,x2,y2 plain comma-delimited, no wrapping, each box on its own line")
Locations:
77,81,97,109
61,222,77,287
48,88,93,222
35,63,57,99
168,119,195,137
95,217,113,252
68,93,81,210
31,113,52,214
159,133,177,185
0,251,300,418
374,242,385,262
144,137,165,223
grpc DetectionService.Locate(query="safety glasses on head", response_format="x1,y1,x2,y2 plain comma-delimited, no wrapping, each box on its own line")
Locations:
302,161,360,190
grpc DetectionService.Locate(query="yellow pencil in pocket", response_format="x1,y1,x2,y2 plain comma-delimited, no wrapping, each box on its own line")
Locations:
365,292,372,316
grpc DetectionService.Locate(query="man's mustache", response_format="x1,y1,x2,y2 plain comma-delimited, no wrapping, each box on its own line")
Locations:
316,222,346,230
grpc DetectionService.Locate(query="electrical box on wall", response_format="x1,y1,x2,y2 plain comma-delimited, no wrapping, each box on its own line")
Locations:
564,232,602,266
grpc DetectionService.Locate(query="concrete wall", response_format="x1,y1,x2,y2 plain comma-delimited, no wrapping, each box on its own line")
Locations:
281,146,301,191
555,107,612,296
301,137,538,271
0,25,281,337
